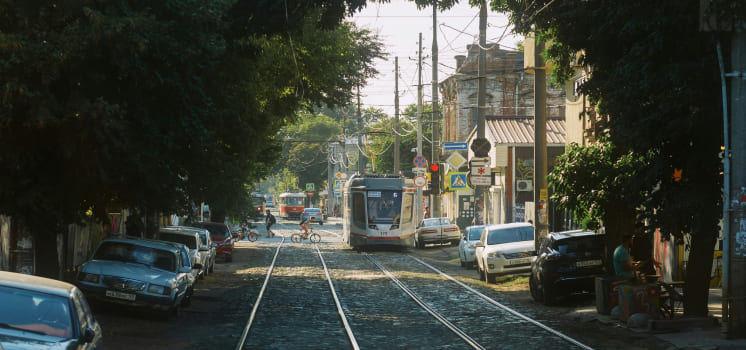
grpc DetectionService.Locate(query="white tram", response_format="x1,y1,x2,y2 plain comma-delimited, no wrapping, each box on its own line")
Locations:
343,174,416,249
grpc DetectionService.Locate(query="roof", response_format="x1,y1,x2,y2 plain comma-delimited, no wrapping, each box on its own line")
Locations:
549,230,603,240
485,115,566,145
484,222,534,230
0,271,76,297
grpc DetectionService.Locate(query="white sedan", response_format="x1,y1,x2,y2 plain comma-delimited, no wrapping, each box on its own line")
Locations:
414,217,461,248
458,225,486,268
474,222,536,283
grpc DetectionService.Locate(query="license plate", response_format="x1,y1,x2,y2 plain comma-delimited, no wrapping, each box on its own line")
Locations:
576,259,602,267
508,257,532,265
106,290,136,301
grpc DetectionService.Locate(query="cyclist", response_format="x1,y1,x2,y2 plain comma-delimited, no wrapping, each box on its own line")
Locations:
300,216,315,235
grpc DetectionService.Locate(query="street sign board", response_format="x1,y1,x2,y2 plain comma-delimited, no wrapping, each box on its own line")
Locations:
412,167,427,174
446,152,466,170
414,176,427,187
307,191,314,197
447,172,469,190
470,157,491,186
413,155,427,167
306,183,315,191
444,142,468,150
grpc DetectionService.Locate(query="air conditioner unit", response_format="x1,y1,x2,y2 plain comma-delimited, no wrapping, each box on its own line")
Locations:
517,180,533,192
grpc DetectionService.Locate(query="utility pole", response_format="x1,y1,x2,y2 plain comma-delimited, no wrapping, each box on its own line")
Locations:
533,36,549,251
394,56,400,175
357,85,364,174
417,33,424,224
472,2,488,225
432,2,441,218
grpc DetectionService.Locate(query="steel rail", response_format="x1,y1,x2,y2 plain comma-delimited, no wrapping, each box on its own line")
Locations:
315,244,361,350
410,256,594,350
235,236,286,350
365,253,486,350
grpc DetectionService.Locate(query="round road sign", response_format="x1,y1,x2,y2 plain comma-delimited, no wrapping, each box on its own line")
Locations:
414,176,427,187
413,155,427,167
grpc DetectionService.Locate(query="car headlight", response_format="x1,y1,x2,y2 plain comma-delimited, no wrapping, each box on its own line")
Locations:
148,284,171,295
78,272,100,283
487,251,504,258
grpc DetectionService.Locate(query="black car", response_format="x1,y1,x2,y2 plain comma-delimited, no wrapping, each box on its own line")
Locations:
529,230,606,305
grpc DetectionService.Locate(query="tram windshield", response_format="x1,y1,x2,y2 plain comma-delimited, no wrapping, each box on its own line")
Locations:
281,196,304,206
366,190,402,223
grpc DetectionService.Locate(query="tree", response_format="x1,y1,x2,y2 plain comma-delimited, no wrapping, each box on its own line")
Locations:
367,104,435,174
493,0,731,315
0,0,383,277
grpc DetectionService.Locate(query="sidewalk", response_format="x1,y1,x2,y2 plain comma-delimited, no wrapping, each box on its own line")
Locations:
568,288,746,349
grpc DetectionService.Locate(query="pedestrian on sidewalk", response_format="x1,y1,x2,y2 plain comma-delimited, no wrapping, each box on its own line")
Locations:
265,209,276,237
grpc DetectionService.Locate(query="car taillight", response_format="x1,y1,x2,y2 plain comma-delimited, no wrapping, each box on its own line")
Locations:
444,227,459,232
422,229,437,234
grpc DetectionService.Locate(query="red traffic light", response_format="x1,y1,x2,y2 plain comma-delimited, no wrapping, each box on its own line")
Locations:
429,163,439,172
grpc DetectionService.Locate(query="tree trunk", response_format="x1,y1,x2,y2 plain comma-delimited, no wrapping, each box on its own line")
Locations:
602,202,636,274
684,229,717,316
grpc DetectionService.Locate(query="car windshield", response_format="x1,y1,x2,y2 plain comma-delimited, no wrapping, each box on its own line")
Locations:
0,286,72,338
423,218,450,226
190,223,230,238
366,190,402,223
467,226,485,240
555,236,605,257
283,196,304,206
197,232,209,247
305,209,321,214
487,226,534,245
159,232,197,249
93,241,176,272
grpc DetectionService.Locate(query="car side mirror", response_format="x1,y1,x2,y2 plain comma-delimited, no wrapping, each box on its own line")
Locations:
192,263,203,270
474,241,484,248
81,327,96,343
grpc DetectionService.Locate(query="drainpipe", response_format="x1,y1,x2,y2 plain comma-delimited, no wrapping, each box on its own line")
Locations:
716,40,730,339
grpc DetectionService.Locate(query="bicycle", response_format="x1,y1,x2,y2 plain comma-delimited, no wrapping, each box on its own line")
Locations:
291,228,320,243
240,226,258,242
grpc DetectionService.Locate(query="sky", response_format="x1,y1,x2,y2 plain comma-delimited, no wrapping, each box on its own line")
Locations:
349,0,523,117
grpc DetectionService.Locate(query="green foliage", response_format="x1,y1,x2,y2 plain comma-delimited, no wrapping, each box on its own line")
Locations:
366,103,436,174
0,0,383,233
547,140,649,231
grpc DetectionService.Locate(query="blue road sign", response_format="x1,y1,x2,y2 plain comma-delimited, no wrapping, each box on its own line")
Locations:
444,142,468,150
413,155,427,167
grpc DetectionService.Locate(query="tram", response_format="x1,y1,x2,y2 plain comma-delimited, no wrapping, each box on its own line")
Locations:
251,192,265,217
278,192,305,219
343,174,416,250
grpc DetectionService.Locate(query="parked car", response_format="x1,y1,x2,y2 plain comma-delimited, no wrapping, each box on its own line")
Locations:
458,225,486,268
530,230,606,305
188,222,235,262
474,222,535,283
300,208,323,225
414,217,460,248
0,271,103,349
157,227,209,280
76,238,199,317
184,226,216,275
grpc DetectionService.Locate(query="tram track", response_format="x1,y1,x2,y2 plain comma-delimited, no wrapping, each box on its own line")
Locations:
234,225,593,350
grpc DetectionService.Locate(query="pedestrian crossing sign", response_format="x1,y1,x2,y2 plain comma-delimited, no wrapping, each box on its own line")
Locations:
446,172,469,191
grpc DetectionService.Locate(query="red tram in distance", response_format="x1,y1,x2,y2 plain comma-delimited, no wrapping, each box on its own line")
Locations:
278,192,305,219
252,193,265,217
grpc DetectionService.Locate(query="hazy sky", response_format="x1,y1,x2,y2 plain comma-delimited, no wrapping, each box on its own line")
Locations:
350,0,523,116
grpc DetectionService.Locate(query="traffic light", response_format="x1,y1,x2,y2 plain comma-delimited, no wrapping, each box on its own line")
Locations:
429,163,440,195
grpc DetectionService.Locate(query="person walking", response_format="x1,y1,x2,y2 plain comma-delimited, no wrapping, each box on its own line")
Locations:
265,209,276,238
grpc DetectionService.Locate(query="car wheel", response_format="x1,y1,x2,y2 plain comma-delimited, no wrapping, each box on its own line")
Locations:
460,259,465,267
417,239,424,249
529,275,540,301
477,264,485,281
319,221,323,225
542,283,555,306
226,255,233,263
485,270,496,284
